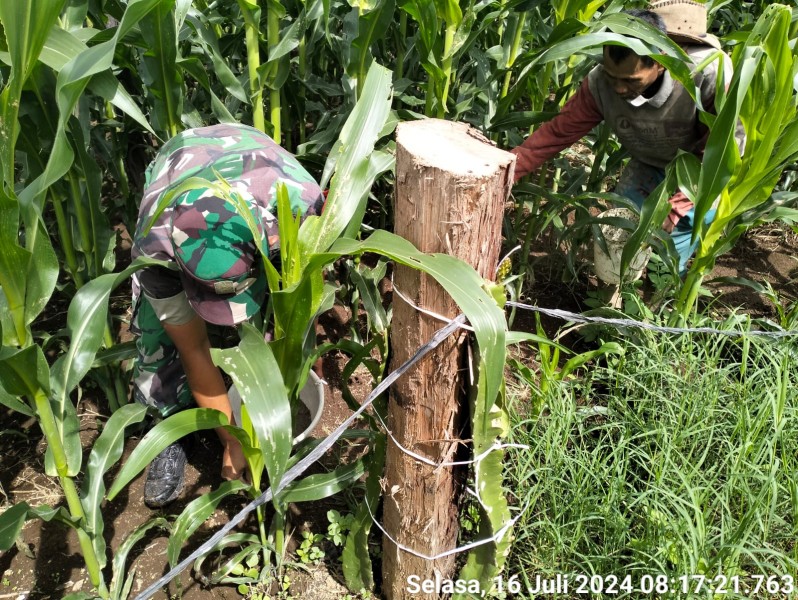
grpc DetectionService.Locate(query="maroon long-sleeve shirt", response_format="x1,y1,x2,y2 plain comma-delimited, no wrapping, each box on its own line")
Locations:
510,47,746,229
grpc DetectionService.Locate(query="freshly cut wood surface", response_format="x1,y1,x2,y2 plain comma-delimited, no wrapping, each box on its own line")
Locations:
395,119,515,179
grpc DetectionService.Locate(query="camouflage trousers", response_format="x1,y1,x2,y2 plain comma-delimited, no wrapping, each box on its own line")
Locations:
130,292,195,417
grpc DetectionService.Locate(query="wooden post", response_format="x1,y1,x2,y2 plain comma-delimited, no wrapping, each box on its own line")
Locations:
382,119,514,599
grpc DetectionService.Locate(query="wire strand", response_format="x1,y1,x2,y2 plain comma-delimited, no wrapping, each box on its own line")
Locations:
506,301,798,338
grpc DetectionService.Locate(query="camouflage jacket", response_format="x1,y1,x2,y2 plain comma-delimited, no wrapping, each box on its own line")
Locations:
132,123,325,265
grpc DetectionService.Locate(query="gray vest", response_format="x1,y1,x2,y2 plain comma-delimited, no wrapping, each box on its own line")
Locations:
587,46,744,169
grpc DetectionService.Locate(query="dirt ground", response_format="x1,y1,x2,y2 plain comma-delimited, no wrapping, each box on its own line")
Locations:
0,302,376,600
525,223,798,326
1,224,796,600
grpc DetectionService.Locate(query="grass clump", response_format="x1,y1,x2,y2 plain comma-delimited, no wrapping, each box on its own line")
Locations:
506,329,798,595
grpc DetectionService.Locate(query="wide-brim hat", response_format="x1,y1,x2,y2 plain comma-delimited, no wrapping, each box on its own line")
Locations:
170,189,267,326
650,0,722,50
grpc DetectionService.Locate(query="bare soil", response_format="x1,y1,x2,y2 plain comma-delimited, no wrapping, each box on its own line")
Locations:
0,301,376,600
520,224,798,329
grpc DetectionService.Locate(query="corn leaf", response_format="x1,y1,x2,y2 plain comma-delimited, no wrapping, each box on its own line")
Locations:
35,24,155,134
695,5,798,258
0,382,35,417
348,260,390,335
271,269,323,393
343,0,396,83
25,221,60,331
0,502,30,551
0,0,66,182
71,121,115,276
300,62,393,254
167,480,249,568
620,169,673,278
81,403,149,570
184,11,249,104
0,191,33,346
213,324,293,494
177,57,237,123
140,0,184,137
51,257,167,405
512,21,699,109
17,0,163,208
49,257,166,476
0,345,51,398
339,149,395,240
107,409,230,500
109,517,170,600
281,458,367,503
455,431,510,595
342,433,385,592
692,50,756,231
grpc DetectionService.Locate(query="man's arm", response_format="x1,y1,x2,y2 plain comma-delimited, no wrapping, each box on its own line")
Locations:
511,78,604,182
163,316,247,480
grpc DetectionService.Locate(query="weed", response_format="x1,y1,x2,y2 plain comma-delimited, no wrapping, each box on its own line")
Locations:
506,317,798,587
296,532,326,564
326,509,356,547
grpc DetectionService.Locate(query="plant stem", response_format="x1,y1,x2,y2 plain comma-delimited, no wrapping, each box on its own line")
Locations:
68,172,95,277
240,0,266,132
501,13,526,99
256,504,270,567
33,391,108,597
396,12,407,80
671,266,705,327
436,24,457,118
497,0,507,41
273,510,286,568
105,102,130,200
113,366,128,410
268,0,282,143
51,190,86,288
551,166,561,193
298,35,307,145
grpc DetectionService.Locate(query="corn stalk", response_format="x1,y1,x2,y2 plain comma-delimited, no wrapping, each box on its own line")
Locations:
101,64,511,595
671,4,798,323
238,0,267,132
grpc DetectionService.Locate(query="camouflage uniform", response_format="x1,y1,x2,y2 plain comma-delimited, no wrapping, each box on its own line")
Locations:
131,124,324,416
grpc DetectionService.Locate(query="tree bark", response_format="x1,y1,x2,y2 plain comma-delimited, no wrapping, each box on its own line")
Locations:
382,119,514,599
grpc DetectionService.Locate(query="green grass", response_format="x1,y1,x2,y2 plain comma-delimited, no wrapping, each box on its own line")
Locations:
506,329,798,598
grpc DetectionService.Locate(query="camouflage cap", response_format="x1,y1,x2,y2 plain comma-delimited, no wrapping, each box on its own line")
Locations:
169,188,267,326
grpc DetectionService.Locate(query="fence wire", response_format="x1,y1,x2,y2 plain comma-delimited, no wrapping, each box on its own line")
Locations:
506,301,798,339
135,289,796,598
134,315,466,600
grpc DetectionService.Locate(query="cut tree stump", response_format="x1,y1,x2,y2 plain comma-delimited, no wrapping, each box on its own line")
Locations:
382,119,514,599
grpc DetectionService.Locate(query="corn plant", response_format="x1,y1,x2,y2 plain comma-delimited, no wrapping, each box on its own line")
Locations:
90,64,511,596
0,253,178,598
0,0,174,415
495,13,700,298
668,3,798,323
397,0,477,117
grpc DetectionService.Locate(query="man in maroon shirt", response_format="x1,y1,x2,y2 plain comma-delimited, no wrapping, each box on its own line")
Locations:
511,5,743,273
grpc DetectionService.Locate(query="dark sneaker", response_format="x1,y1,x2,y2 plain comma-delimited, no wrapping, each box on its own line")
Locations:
144,440,187,508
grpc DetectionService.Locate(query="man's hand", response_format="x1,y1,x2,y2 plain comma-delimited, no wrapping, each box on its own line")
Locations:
220,435,247,481
163,316,248,482
509,147,527,183
664,190,695,233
